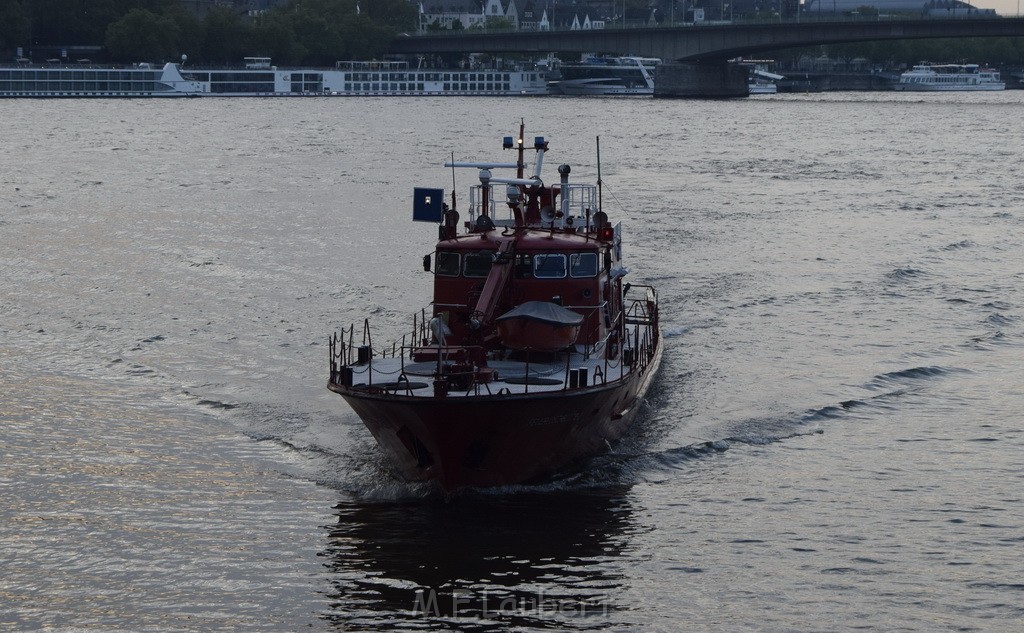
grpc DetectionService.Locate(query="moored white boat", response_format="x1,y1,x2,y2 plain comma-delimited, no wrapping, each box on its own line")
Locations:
894,63,1004,92
548,56,658,96
0,58,549,98
743,64,782,95
748,79,778,94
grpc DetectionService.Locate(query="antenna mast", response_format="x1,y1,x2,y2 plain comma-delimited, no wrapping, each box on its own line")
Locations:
516,119,525,180
450,151,457,212
596,135,603,213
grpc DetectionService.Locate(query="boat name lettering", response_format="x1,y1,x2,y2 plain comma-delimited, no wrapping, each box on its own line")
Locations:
528,412,581,427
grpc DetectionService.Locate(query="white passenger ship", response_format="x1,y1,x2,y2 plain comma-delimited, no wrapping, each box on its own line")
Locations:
0,58,549,98
894,63,1004,91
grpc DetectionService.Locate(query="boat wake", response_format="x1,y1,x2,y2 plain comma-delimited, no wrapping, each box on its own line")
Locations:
188,354,974,500
562,361,972,489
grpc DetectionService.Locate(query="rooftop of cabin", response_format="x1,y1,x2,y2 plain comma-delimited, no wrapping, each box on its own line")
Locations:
437,229,604,252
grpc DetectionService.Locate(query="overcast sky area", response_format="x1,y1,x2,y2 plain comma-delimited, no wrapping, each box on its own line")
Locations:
935,0,1016,14
980,0,1021,14
944,0,1017,13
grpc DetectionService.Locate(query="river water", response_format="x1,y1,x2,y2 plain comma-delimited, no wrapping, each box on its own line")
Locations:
2,93,1023,631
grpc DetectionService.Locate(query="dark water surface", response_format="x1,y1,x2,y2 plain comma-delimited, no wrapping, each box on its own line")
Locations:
2,94,1023,631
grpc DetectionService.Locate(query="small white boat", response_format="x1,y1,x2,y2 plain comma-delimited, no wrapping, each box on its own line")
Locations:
748,79,778,94
549,56,658,96
894,63,1004,92
743,65,782,95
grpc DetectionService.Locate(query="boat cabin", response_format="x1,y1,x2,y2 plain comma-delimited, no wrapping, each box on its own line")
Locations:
428,176,624,355
432,230,620,347
412,128,627,357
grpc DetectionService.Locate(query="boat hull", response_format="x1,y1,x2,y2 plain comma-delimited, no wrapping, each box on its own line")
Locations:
552,79,653,95
893,83,1005,91
331,342,661,491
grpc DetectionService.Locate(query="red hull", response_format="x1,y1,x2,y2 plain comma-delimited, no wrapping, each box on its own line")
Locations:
330,343,661,491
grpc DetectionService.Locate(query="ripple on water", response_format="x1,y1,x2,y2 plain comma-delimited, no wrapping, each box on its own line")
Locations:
0,369,334,631
4,96,1024,632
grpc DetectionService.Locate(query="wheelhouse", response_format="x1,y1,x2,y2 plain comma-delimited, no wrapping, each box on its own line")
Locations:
431,226,623,349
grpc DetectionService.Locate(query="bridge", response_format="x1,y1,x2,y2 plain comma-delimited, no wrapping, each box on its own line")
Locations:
390,17,1024,97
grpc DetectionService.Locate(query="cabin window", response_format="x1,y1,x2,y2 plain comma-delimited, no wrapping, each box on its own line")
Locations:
435,251,460,277
464,253,493,278
534,254,567,278
569,252,599,277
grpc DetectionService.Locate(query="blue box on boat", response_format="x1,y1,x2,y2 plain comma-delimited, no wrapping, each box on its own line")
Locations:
413,188,445,223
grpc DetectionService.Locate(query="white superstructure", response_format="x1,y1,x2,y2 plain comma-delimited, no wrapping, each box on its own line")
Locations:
894,63,1005,92
548,57,658,96
0,60,549,98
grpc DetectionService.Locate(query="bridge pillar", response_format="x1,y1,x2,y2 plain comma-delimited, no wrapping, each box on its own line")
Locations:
654,61,748,98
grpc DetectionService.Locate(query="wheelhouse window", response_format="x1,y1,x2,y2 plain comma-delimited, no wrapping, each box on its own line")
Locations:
464,253,493,278
569,252,599,278
435,251,460,277
534,254,567,278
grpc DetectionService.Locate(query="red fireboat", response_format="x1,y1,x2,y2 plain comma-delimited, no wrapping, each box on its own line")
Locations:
328,123,661,492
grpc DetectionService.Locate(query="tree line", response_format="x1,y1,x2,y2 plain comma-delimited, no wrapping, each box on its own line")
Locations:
3,0,1024,68
773,36,1024,69
0,0,417,66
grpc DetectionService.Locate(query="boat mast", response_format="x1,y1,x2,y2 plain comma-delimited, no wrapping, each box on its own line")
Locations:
516,119,525,180
596,135,603,214
450,151,457,213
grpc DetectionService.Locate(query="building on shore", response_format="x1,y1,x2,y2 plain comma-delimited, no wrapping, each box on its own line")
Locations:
177,0,288,18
